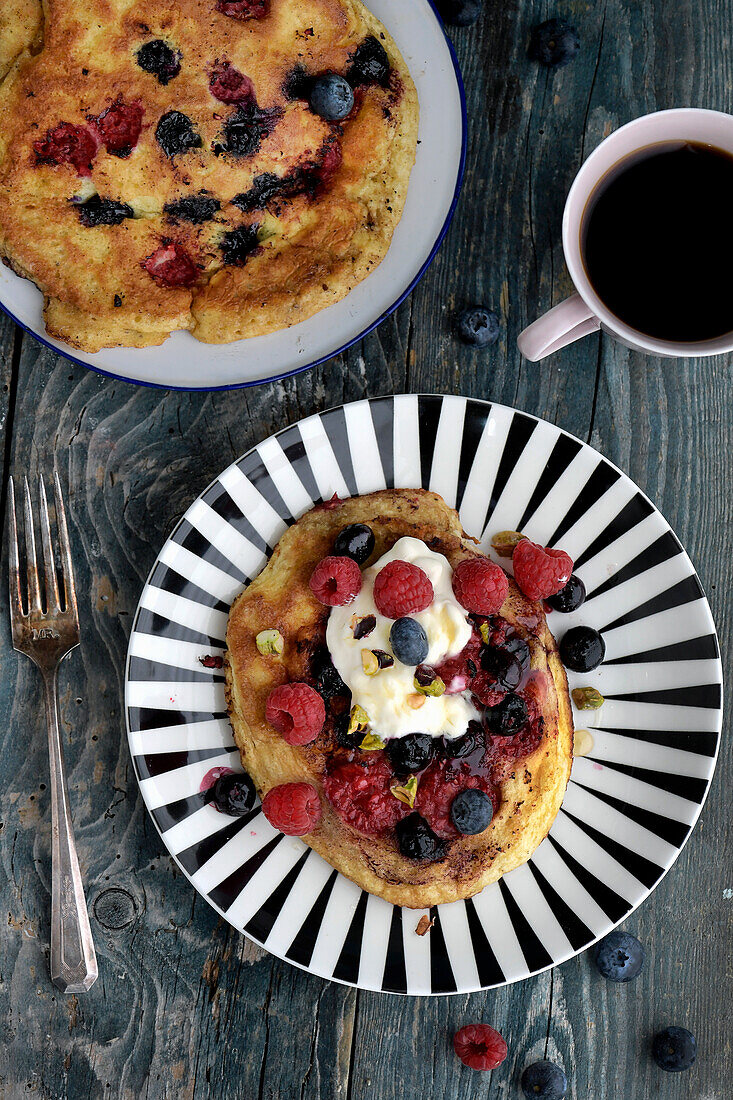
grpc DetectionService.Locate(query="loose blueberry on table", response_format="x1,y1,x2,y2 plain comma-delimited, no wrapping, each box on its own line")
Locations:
594,930,645,982
652,1026,697,1072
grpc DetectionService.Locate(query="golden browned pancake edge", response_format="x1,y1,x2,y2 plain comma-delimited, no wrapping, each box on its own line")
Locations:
0,0,418,351
225,489,574,909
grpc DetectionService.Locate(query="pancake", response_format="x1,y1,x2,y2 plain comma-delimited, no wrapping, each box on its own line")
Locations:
0,0,418,351
225,489,574,909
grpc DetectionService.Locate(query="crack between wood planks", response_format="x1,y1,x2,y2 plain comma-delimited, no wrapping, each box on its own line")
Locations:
580,3,608,163
543,968,555,1058
257,969,275,1100
300,983,327,1100
0,327,23,538
344,990,361,1100
586,331,604,444
403,300,415,393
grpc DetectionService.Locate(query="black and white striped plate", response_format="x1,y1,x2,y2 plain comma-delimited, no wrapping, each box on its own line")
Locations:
125,395,722,994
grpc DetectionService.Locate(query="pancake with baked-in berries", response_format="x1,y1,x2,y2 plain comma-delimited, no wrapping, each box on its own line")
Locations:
225,488,574,909
0,0,418,351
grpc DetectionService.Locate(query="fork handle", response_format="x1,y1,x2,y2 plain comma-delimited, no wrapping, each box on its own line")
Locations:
43,670,98,993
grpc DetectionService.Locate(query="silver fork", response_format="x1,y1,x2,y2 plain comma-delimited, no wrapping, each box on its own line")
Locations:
8,471,98,994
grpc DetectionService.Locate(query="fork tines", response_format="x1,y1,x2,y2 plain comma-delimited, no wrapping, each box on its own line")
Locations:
8,471,78,623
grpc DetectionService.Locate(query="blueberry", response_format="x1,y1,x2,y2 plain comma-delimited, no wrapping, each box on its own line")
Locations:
220,224,262,266
309,72,354,121
396,812,446,861
455,306,500,347
480,646,523,690
559,625,605,672
435,0,483,26
450,788,493,834
442,720,483,759
385,733,434,777
528,18,580,68
311,646,348,701
548,574,586,613
333,711,362,748
390,617,429,666
593,930,644,983
155,111,202,157
282,65,314,100
333,523,375,564
164,194,221,224
136,39,181,84
76,195,134,227
219,104,280,157
208,772,256,816
502,633,531,671
483,692,528,736
232,173,284,213
347,36,391,87
520,1060,568,1099
652,1026,697,1072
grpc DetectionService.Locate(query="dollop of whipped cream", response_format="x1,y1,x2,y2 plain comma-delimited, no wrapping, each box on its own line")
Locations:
326,536,479,740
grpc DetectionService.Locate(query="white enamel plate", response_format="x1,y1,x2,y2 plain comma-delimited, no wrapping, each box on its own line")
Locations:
0,0,465,389
125,396,722,994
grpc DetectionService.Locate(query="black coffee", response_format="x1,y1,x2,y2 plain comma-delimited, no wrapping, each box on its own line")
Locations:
582,141,733,341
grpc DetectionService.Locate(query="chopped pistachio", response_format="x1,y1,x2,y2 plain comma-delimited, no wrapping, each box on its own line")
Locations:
479,621,491,645
573,728,595,757
374,649,395,670
347,703,370,736
360,731,386,751
413,665,445,697
390,774,418,808
406,693,426,710
255,628,284,656
491,530,526,558
572,686,604,710
361,649,379,676
353,614,377,640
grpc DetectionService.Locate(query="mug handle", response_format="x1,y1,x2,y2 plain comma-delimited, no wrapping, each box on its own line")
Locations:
517,294,601,361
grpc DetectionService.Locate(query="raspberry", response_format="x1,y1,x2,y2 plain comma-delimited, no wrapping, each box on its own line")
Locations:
452,557,509,614
142,241,199,288
324,755,408,835
262,783,321,835
513,538,573,601
33,122,98,176
470,672,505,707
216,0,269,18
209,61,255,104
434,626,482,694
453,1024,508,1071
373,560,433,619
415,758,497,838
93,99,144,157
310,555,362,606
265,682,325,745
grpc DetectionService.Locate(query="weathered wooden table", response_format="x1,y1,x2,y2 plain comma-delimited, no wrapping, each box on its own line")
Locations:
1,2,730,1097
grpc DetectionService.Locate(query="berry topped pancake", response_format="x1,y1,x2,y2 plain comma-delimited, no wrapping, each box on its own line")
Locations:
0,0,418,351
225,489,574,909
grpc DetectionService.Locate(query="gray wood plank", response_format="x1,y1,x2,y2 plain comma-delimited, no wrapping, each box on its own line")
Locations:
0,0,730,1096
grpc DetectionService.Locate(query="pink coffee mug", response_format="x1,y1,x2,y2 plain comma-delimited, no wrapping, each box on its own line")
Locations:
517,108,733,361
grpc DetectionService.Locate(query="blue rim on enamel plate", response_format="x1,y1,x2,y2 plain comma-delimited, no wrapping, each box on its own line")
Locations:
0,0,467,391
125,395,723,995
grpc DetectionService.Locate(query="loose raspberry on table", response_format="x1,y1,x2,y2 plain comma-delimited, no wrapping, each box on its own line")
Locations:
452,557,509,614
216,0,269,19
415,758,496,838
512,538,573,601
310,555,362,606
453,1024,508,1071
265,682,325,745
373,560,434,619
142,241,199,288
262,783,321,835
33,122,98,176
209,61,255,104
93,99,144,157
324,754,408,835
